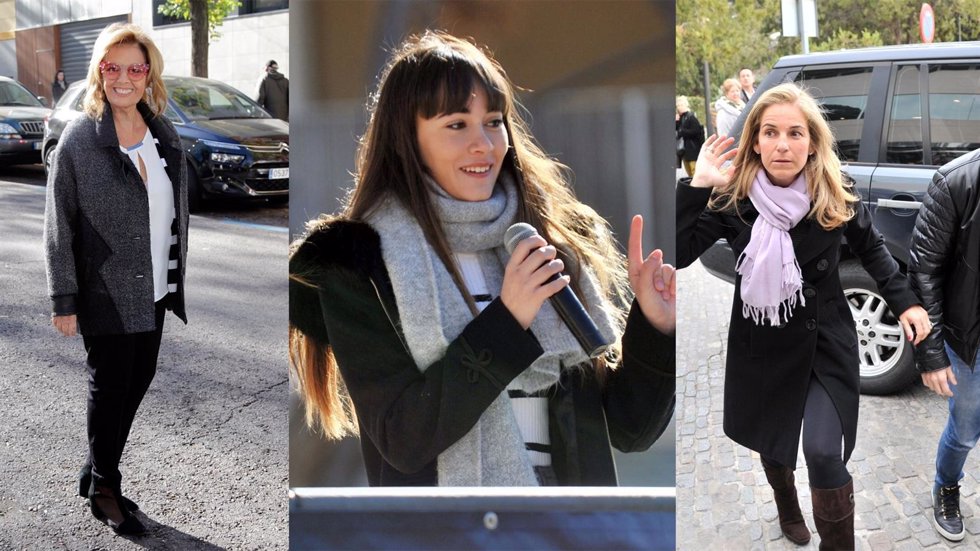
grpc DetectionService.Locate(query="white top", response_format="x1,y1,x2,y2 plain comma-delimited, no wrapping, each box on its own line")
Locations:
121,128,175,302
455,252,552,467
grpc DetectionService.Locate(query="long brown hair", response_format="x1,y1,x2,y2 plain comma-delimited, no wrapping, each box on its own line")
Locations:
290,31,630,439
710,83,857,230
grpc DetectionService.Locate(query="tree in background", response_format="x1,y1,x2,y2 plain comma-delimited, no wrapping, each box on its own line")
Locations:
677,0,980,101
158,0,240,78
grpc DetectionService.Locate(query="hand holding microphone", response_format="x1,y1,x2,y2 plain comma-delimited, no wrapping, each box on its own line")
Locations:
499,226,569,331
503,223,612,358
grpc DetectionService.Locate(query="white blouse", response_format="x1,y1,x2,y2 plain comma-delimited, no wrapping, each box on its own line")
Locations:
120,128,176,302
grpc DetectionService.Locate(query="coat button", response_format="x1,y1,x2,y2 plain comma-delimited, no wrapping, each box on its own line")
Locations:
816,259,829,271
804,288,816,299
806,319,816,331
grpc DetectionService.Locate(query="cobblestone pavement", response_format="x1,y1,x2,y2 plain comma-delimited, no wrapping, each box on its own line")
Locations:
678,260,980,550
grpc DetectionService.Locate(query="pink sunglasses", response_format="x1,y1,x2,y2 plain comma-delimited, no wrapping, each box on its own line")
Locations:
99,61,151,81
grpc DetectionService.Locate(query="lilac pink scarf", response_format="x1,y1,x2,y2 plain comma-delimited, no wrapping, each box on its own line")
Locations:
735,170,810,325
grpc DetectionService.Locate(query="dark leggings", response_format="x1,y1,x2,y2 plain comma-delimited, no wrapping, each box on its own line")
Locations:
764,377,850,489
81,302,166,490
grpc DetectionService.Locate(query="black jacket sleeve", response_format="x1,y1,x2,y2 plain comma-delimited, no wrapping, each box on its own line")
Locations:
843,199,919,323
676,179,737,269
603,301,675,453
909,170,959,372
290,239,544,475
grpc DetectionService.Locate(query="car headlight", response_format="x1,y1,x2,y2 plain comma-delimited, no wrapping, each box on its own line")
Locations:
0,122,22,139
210,152,245,164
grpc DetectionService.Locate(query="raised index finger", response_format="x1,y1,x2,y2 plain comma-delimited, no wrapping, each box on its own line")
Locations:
628,215,644,277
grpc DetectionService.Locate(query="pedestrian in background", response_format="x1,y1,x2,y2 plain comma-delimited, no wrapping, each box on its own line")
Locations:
44,22,188,536
289,31,675,487
257,59,288,121
676,96,704,177
909,147,980,543
738,67,756,104
51,68,69,107
714,78,745,138
677,83,929,549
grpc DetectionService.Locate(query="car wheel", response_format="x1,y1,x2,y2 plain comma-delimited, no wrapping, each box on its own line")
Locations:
43,144,55,176
840,261,916,395
187,165,202,213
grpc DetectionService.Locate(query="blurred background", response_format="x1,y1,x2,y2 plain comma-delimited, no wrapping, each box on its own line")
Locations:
288,0,676,488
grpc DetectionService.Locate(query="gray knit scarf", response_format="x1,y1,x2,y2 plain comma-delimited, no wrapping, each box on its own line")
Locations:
366,175,618,486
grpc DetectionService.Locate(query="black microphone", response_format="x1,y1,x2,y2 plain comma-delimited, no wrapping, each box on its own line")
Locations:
504,223,612,359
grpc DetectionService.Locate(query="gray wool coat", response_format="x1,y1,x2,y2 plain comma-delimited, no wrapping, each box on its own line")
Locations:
44,101,189,336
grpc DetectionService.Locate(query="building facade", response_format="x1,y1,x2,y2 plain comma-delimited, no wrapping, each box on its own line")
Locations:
5,0,287,106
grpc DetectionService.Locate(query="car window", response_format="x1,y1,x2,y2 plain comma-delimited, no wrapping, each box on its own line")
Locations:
928,63,980,166
167,79,268,121
797,67,872,162
164,102,182,124
56,86,83,110
0,81,45,107
886,64,923,165
71,87,86,111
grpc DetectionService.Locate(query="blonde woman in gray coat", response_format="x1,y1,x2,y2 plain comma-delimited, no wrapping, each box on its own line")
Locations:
43,23,188,536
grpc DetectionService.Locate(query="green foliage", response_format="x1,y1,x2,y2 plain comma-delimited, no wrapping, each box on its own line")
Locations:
677,0,980,100
811,29,885,52
158,0,241,40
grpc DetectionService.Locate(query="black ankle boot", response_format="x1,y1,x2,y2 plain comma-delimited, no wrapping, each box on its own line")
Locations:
89,485,146,536
78,465,139,512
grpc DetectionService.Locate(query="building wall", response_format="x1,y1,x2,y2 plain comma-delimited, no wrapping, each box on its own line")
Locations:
15,0,128,29
11,1,288,101
130,4,289,99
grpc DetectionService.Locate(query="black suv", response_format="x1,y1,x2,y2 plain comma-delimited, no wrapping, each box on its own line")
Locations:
0,76,51,165
699,42,980,394
43,76,288,210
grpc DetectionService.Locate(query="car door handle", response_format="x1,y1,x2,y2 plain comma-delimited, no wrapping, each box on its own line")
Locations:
877,198,922,210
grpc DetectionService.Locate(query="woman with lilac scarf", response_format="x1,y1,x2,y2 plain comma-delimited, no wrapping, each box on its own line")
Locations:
677,83,930,550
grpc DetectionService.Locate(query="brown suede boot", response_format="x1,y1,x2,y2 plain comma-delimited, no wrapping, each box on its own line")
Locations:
811,479,855,551
762,462,811,545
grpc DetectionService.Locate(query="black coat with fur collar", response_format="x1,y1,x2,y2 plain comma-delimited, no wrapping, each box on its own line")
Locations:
290,219,675,486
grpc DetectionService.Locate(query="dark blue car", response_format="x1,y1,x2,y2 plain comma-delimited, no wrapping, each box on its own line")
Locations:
43,75,288,211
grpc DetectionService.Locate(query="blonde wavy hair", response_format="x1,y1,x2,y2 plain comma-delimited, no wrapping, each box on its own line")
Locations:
83,23,167,120
710,82,857,230
290,31,632,439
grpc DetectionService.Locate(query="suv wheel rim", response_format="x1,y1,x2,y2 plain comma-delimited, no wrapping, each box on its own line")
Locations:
845,287,905,378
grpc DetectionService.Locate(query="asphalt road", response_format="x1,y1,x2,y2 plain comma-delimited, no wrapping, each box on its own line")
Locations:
0,166,288,550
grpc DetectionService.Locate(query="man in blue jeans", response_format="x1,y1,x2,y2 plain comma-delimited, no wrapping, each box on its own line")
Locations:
909,148,980,542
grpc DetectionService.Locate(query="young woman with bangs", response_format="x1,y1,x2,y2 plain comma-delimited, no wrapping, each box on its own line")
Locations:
289,31,676,487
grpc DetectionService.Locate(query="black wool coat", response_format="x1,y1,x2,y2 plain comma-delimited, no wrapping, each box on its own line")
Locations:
290,220,675,486
676,179,917,467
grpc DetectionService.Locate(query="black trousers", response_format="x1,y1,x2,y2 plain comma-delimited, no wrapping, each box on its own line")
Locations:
763,376,850,489
81,301,166,491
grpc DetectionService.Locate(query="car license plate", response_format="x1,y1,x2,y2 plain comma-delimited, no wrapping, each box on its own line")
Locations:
269,167,288,179
33,142,41,150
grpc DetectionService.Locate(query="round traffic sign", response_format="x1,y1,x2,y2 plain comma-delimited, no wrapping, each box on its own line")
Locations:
920,3,935,43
